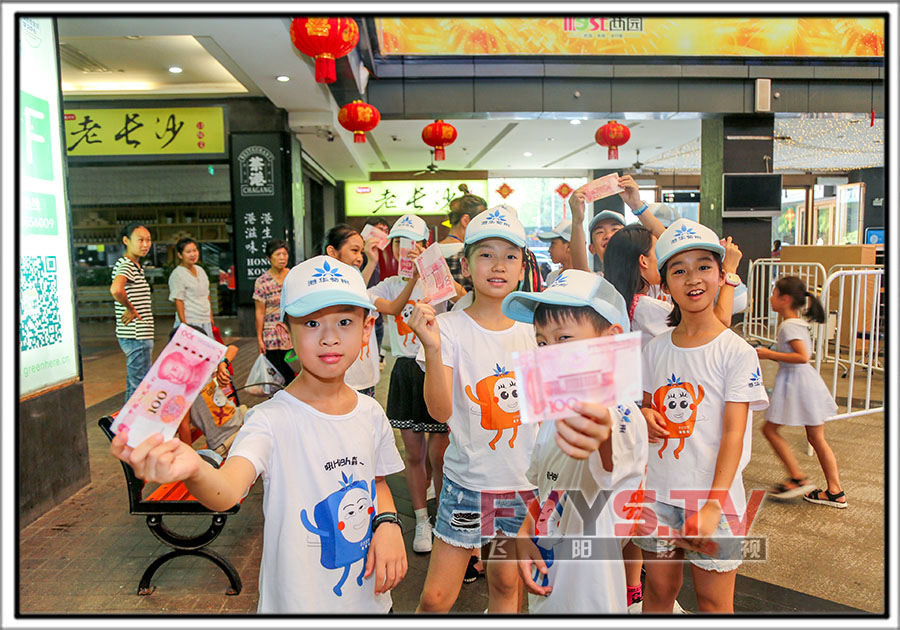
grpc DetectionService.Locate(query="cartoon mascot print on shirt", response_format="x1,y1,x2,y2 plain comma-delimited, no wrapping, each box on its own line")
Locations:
652,374,705,460
394,300,418,347
300,472,376,596
466,363,521,450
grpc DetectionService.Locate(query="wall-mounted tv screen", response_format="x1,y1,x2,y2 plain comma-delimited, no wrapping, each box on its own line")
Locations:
722,173,783,218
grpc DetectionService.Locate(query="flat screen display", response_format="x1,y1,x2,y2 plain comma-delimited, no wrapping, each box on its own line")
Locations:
722,173,783,218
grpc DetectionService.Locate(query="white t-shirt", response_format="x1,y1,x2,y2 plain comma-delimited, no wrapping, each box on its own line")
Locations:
168,265,212,326
368,276,448,359
344,327,380,390
416,310,539,491
631,295,673,349
641,329,768,517
525,402,648,614
228,390,404,614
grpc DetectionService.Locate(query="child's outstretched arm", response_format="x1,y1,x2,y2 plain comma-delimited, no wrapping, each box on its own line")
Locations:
757,339,809,364
110,427,256,512
408,303,453,422
618,175,665,238
711,236,742,327
555,401,613,471
371,245,424,316
680,401,749,547
364,476,408,595
568,189,591,272
515,510,552,597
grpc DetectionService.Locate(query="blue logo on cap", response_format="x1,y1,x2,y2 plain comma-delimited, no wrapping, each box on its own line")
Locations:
549,273,568,288
671,224,699,244
484,210,510,227
312,260,343,281
397,216,415,228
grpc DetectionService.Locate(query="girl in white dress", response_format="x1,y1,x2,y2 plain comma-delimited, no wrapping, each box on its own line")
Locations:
757,276,846,508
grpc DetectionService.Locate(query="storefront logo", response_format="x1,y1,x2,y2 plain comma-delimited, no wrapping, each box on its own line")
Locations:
562,17,644,36
238,145,275,196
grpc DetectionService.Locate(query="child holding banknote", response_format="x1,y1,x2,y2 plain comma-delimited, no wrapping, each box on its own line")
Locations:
408,206,539,613
368,213,457,555
635,219,768,613
111,256,406,614
500,269,649,614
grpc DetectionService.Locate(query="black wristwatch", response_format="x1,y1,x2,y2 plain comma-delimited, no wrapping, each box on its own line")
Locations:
372,511,402,533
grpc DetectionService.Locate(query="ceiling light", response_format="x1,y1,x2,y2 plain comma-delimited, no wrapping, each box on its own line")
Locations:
546,137,554,141
276,75,290,82
569,119,582,126
523,152,533,157
168,66,183,74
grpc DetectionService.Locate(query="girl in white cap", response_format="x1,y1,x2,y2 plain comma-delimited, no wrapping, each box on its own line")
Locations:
635,219,768,614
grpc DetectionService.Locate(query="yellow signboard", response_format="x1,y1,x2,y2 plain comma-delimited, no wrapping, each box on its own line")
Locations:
63,107,226,157
345,180,489,216
377,17,884,58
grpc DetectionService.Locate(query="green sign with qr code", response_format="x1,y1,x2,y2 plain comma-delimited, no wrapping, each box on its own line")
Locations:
23,192,57,236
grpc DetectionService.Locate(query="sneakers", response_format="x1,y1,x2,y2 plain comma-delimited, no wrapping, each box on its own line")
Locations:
413,518,433,553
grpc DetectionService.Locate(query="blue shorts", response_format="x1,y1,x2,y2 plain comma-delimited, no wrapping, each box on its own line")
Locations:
632,500,744,572
433,474,536,549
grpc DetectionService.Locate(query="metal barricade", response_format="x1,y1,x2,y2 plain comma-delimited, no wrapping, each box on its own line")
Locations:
814,268,885,420
742,259,828,354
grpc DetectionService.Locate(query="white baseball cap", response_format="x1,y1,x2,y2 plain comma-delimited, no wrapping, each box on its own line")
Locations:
588,210,627,234
465,205,527,248
649,202,680,228
280,255,375,321
536,219,572,242
655,218,726,271
388,214,429,241
502,269,630,332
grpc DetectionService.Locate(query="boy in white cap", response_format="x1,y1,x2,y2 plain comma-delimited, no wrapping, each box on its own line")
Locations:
536,219,574,286
636,218,767,613
501,270,648,614
408,206,539,613
110,255,406,614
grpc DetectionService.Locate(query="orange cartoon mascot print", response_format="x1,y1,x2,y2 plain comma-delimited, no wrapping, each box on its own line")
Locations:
465,363,521,450
394,301,418,347
652,374,705,460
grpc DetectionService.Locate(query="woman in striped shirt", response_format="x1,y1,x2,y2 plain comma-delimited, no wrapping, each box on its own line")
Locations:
109,222,155,402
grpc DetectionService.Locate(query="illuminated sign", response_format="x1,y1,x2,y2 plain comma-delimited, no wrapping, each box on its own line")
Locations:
63,107,226,157
345,180,489,217
377,17,884,57
19,17,80,396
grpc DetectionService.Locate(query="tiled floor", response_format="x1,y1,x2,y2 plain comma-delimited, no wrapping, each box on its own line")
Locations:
17,316,884,616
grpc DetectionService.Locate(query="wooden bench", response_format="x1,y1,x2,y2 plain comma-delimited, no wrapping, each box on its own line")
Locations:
99,415,244,596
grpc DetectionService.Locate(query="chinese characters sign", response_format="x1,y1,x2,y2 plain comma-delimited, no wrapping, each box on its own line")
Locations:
345,180,489,216
376,17,884,57
63,107,225,157
231,134,288,306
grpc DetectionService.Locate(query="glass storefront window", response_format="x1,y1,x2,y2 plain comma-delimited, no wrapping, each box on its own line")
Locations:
772,188,806,247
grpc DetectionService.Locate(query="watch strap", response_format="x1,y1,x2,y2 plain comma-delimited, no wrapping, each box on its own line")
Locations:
372,511,402,533
632,202,649,216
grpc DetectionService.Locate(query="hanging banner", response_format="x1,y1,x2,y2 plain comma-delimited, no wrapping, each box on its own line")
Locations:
376,17,884,58
230,133,289,306
345,180,489,216
63,106,226,157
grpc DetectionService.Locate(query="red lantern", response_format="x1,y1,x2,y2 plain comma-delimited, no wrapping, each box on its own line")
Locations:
595,120,631,160
421,119,458,161
290,18,359,84
338,100,380,143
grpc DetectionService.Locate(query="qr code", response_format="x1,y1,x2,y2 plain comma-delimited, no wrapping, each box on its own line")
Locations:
20,255,61,351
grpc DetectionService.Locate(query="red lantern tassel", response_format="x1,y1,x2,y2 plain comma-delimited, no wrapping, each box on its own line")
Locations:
353,131,366,143
315,54,336,84
434,146,445,160
608,146,619,160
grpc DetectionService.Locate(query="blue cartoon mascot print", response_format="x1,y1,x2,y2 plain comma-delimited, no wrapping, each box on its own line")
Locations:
532,491,565,588
300,472,376,596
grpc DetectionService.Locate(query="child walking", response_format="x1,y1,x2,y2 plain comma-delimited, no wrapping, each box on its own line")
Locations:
501,270,649,614
409,207,539,613
111,256,407,613
369,214,454,554
636,219,768,614
757,276,845,507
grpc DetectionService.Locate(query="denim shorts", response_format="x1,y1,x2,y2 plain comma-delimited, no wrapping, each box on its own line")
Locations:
632,500,744,572
433,474,536,549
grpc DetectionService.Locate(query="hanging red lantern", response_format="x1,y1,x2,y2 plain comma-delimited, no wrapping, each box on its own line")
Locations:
595,120,631,160
421,119,458,161
289,17,359,84
338,100,380,143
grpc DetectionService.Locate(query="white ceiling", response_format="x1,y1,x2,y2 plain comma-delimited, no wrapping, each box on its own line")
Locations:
57,16,884,182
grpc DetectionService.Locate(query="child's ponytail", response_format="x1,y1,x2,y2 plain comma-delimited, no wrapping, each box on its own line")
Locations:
774,276,826,323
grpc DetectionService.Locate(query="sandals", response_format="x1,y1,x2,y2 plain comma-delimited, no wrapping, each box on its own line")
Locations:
769,477,816,500
463,556,485,583
803,488,848,509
